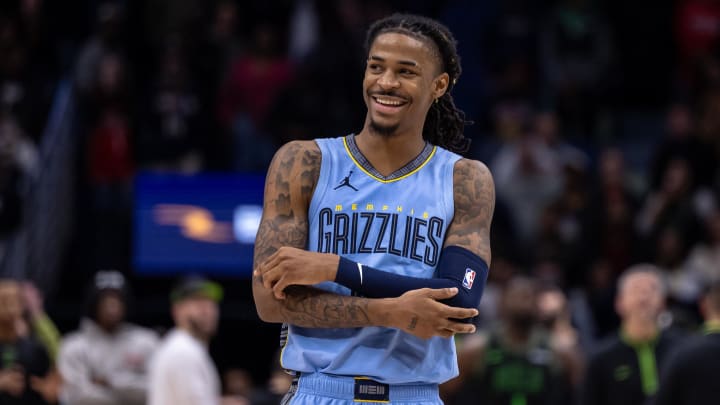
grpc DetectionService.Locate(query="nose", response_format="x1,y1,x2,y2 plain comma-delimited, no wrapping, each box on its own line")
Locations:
377,70,400,90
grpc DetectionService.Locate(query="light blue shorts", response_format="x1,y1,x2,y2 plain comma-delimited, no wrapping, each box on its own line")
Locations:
283,372,443,405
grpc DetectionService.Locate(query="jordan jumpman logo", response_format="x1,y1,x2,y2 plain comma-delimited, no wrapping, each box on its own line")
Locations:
334,170,358,191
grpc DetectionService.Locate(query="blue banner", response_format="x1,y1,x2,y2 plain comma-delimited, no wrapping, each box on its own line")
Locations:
133,173,265,276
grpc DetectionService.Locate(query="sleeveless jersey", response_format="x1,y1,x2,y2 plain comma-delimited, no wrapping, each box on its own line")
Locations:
279,134,462,384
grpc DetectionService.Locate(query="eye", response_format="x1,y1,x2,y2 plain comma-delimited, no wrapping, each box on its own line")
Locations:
399,69,416,77
368,64,382,73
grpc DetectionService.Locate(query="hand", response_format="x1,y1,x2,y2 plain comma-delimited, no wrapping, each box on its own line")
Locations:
21,282,44,317
0,367,26,397
386,288,478,339
30,371,61,403
255,247,339,299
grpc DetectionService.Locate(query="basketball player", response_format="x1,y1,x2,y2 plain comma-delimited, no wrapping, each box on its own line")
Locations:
253,14,494,405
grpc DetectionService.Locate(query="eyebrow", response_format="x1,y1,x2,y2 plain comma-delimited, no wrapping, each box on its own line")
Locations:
369,55,418,67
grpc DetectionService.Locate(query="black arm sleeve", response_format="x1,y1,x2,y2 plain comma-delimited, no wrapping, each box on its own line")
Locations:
334,246,489,309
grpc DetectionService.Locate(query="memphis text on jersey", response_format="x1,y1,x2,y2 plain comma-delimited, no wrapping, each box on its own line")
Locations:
315,204,445,266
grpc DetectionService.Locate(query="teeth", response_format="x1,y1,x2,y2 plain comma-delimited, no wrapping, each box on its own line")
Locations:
375,97,404,106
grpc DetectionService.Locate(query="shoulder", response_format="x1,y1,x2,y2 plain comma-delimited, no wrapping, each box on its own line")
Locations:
451,158,495,218
59,330,86,352
453,158,492,179
155,335,205,367
271,140,321,167
268,140,322,199
663,333,711,365
123,324,160,344
452,158,495,198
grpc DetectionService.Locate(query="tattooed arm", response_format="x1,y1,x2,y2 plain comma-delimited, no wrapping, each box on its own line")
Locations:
252,141,478,338
443,158,494,263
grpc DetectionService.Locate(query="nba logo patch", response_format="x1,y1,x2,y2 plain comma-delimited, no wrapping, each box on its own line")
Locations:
462,268,476,289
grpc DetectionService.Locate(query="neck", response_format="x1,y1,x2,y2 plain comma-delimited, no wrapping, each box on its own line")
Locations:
355,124,426,177
98,322,120,334
179,324,209,345
622,318,658,342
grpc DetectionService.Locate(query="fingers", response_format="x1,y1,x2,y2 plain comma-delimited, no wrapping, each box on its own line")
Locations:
445,305,479,320
425,287,459,300
262,266,283,290
272,277,289,299
444,320,476,335
254,250,282,277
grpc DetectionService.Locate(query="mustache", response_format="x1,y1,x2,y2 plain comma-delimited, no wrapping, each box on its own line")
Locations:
369,90,407,99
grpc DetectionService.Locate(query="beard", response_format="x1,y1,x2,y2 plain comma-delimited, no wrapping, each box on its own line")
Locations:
188,317,216,341
369,118,399,137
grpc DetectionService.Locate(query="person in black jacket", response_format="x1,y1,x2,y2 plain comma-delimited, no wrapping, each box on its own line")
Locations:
654,280,720,405
580,264,681,405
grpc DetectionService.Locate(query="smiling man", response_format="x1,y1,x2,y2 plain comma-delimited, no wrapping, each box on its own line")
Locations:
252,14,495,405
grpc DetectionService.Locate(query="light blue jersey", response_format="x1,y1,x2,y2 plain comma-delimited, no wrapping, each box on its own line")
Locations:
280,134,462,385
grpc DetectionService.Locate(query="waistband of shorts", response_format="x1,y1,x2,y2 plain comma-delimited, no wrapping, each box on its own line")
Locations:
296,372,439,402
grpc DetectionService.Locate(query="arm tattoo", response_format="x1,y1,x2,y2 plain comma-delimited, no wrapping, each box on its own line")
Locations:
280,286,374,327
253,141,382,328
445,159,495,263
407,316,418,331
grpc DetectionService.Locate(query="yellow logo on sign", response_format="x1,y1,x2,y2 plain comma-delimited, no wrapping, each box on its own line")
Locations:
153,204,233,244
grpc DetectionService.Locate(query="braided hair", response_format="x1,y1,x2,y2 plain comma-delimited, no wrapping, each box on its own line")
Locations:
365,14,471,155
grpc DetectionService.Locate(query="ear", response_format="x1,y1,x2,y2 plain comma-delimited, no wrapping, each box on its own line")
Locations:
432,72,450,101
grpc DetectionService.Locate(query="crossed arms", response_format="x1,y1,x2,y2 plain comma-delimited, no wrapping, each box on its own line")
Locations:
252,140,495,339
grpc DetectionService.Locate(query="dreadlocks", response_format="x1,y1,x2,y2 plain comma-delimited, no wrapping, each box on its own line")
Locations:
365,14,471,155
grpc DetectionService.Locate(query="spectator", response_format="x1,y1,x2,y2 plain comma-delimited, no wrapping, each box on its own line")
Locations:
58,270,159,405
492,108,563,243
537,283,586,385
636,158,702,258
222,368,252,405
148,276,242,405
650,103,716,190
655,280,720,405
653,227,705,326
217,22,294,170
584,259,621,339
75,1,125,99
675,0,720,83
446,276,573,405
0,279,54,405
580,265,682,405
137,38,204,173
587,148,640,276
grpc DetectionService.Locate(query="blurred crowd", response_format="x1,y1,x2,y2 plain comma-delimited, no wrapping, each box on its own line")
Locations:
1,0,720,404
0,273,293,405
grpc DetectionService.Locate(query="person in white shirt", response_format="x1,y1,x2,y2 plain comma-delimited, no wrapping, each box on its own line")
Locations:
59,270,159,405
149,276,243,405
